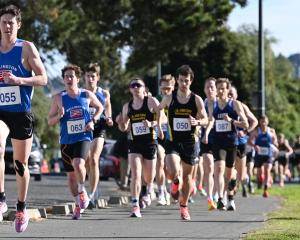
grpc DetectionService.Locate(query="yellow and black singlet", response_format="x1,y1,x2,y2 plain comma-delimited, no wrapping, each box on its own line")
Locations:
167,91,197,142
128,96,156,143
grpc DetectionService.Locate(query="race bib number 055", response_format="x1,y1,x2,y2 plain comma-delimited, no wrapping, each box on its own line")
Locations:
0,86,21,106
67,119,85,134
132,122,150,136
216,119,232,132
173,118,191,131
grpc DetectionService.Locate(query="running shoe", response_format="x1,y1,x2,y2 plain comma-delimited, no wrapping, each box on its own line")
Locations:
139,197,146,209
263,190,269,198
208,199,217,211
199,188,207,197
180,206,191,220
248,182,254,194
88,199,97,209
130,206,142,218
242,184,248,198
217,198,226,210
0,201,8,222
157,193,167,206
72,206,81,220
15,209,29,233
188,196,194,203
171,182,179,200
79,190,90,210
227,200,236,211
142,194,152,207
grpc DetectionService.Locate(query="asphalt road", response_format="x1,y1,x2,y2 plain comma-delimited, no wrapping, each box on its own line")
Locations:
0,174,281,240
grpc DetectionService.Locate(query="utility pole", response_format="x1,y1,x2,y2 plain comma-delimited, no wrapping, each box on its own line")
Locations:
258,0,265,116
157,61,161,97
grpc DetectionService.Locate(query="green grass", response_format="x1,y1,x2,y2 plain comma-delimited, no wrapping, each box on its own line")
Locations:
245,184,300,240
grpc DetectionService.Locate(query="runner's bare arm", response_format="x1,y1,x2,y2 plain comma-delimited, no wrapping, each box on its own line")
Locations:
242,103,258,132
87,90,104,122
48,94,63,126
232,100,249,129
195,95,208,126
21,42,47,86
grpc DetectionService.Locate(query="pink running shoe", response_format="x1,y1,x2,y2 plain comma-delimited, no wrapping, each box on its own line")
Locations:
79,191,90,210
130,206,142,218
15,209,29,233
180,206,191,220
0,201,8,222
72,206,81,220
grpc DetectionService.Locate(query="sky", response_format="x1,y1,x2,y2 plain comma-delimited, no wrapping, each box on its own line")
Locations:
228,0,300,57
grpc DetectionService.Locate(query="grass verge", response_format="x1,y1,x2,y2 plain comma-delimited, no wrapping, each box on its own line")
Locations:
245,184,300,240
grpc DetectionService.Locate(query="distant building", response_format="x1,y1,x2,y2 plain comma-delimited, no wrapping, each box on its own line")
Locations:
288,53,300,78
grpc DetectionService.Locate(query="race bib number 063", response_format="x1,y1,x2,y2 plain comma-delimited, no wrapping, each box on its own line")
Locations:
173,118,191,131
0,86,21,106
67,119,85,134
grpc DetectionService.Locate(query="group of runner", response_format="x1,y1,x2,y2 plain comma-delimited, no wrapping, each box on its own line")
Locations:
0,4,298,234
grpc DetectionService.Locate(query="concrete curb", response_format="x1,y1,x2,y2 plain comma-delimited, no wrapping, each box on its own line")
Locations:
108,196,130,205
4,208,42,221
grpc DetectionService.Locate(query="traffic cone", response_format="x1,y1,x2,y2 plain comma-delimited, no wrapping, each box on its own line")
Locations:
41,160,49,174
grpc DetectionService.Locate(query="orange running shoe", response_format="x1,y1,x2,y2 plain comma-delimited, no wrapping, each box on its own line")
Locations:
207,199,217,211
263,190,269,198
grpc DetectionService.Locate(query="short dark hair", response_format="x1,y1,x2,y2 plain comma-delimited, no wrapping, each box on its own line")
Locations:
61,64,82,79
176,65,194,81
216,78,231,89
84,62,101,75
0,5,21,22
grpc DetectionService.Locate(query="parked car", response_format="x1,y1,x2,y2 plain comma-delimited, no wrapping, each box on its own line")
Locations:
4,134,45,181
49,139,120,180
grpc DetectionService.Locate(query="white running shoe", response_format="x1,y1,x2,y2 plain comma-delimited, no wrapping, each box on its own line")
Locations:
157,193,167,206
227,200,236,211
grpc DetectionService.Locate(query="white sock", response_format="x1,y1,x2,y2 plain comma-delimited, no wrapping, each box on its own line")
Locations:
74,195,80,205
89,192,95,200
78,183,85,193
158,185,165,194
147,184,154,195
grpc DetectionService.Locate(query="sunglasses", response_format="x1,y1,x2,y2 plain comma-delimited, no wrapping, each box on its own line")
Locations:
130,82,144,88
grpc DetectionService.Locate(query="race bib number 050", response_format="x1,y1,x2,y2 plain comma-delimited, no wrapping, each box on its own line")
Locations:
132,122,150,136
173,118,191,131
67,119,85,134
216,119,232,132
0,86,21,106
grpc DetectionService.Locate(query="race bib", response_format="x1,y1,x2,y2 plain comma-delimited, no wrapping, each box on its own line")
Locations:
89,107,96,117
67,119,85,134
0,86,21,106
173,118,191,131
215,119,232,132
278,151,286,157
295,149,300,155
132,122,150,136
245,145,253,153
258,147,269,156
161,123,169,132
